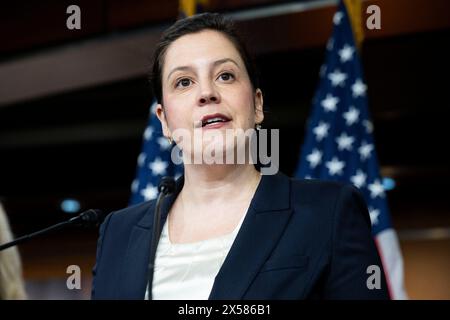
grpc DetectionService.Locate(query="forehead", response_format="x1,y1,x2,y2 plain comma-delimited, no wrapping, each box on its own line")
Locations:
162,30,244,75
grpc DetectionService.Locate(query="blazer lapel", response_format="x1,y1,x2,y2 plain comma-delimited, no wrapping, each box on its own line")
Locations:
209,172,293,300
119,179,182,299
119,223,152,299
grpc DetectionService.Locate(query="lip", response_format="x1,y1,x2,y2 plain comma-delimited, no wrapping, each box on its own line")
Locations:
201,121,230,130
199,113,232,129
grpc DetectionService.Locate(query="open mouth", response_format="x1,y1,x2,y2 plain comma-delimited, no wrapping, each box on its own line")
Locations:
201,113,231,128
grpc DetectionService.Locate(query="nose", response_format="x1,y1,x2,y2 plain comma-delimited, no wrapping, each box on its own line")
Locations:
197,82,221,106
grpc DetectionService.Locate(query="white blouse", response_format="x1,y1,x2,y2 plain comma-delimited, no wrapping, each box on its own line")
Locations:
145,213,246,300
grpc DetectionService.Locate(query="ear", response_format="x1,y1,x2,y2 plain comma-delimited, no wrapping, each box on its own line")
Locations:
155,103,171,138
254,88,264,125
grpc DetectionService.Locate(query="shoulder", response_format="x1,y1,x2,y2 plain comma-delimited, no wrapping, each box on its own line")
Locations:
286,175,368,225
261,171,363,212
291,177,346,195
289,175,361,205
101,200,156,233
94,200,156,263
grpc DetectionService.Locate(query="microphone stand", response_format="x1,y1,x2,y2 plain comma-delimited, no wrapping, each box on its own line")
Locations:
0,209,104,252
147,177,175,300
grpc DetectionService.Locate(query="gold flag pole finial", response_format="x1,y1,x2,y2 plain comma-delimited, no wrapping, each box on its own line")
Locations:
179,0,196,17
343,0,364,49
179,0,208,17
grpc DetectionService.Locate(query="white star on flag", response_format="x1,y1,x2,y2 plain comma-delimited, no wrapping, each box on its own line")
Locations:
336,132,355,151
150,102,158,114
328,69,348,87
307,149,322,168
368,180,385,198
326,38,334,51
326,157,345,175
144,127,154,140
338,44,354,63
343,106,360,126
350,169,367,188
369,207,380,225
137,153,146,166
140,183,158,201
131,179,139,193
363,120,373,134
313,122,330,141
148,157,168,176
358,141,374,161
321,94,339,112
352,79,367,97
333,11,344,25
157,136,171,150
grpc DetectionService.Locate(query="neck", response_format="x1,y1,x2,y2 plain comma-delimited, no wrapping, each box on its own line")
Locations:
181,164,261,207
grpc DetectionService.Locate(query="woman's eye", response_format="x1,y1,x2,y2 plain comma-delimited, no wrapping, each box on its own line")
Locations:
218,72,235,81
176,78,192,88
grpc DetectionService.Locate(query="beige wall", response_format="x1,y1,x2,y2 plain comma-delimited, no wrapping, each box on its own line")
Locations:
401,238,450,299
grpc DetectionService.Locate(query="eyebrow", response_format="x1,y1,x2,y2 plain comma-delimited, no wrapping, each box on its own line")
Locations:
166,58,240,81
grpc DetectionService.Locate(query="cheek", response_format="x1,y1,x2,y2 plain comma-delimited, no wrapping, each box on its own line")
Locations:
163,99,192,130
164,108,182,129
230,89,255,123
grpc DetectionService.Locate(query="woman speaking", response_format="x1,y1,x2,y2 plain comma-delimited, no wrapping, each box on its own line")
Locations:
91,12,389,300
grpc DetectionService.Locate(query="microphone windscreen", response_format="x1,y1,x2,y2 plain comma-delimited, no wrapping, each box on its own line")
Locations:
79,209,106,226
158,176,176,194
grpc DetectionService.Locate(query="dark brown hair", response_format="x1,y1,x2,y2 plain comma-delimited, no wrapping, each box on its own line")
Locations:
149,12,259,105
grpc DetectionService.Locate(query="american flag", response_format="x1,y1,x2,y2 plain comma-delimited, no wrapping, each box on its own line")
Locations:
129,102,183,205
129,0,208,205
295,0,407,299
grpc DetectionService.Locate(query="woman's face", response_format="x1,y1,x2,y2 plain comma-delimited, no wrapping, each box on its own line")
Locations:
156,29,263,160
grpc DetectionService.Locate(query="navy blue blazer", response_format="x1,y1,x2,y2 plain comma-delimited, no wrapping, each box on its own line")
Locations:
92,172,389,299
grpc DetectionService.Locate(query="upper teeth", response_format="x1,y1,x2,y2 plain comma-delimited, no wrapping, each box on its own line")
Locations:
204,117,226,125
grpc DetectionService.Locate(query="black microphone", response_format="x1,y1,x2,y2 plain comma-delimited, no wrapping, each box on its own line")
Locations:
158,176,176,196
147,176,176,300
0,209,105,252
67,209,105,227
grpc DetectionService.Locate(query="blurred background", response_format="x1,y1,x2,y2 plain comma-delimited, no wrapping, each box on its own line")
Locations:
0,0,449,299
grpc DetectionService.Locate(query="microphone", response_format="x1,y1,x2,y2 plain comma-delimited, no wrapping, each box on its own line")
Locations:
158,176,176,195
0,209,105,252
67,209,105,227
147,176,176,300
